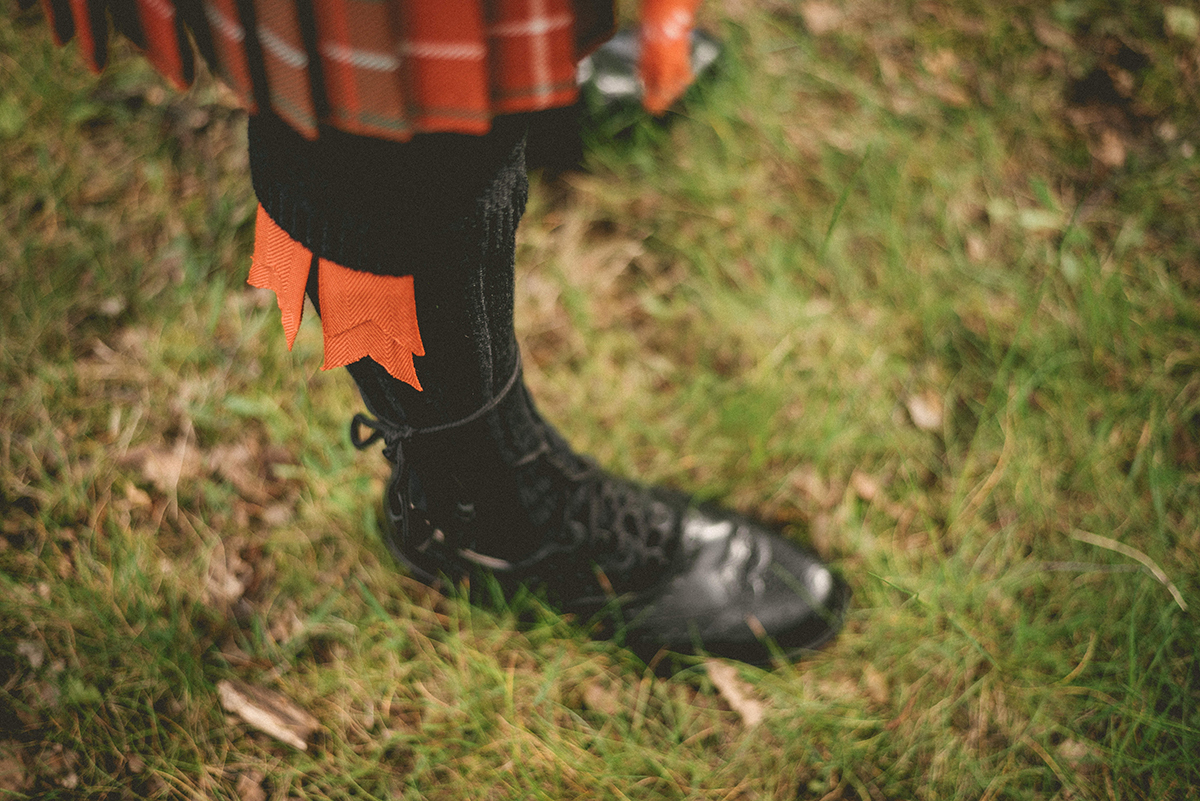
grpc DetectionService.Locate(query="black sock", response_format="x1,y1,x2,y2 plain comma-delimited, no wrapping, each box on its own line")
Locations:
249,112,562,559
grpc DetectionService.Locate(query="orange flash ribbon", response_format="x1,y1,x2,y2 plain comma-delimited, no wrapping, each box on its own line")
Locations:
640,0,702,114
248,204,425,390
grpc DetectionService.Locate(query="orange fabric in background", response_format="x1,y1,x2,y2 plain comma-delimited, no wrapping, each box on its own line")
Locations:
639,0,701,114
248,205,425,390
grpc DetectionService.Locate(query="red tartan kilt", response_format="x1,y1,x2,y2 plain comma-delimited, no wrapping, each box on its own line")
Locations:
41,0,614,140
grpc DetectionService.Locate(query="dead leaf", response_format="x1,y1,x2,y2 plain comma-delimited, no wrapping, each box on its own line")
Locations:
931,82,970,108
268,601,304,646
260,503,293,526
789,465,840,509
918,48,971,107
124,481,153,508
905,391,944,432
924,48,960,79
862,665,889,706
581,680,621,717
207,443,270,504
236,771,267,801
217,679,320,750
966,233,987,263
706,660,766,727
205,550,249,605
122,438,202,494
16,640,45,670
1057,738,1099,768
40,744,78,789
799,1,843,35
850,471,880,502
0,744,30,792
1032,16,1074,51
1092,129,1126,168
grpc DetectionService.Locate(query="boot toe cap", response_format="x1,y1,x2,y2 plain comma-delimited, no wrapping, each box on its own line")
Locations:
624,508,849,664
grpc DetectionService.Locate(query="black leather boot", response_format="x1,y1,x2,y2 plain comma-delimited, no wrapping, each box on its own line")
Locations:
249,112,849,665
350,359,849,665
336,128,847,662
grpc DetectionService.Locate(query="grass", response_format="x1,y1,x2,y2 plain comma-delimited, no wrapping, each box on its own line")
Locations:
3,0,1199,798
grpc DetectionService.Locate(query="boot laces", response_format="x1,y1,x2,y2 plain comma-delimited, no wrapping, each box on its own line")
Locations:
350,413,412,466
351,356,680,590
500,435,680,591
351,357,525,557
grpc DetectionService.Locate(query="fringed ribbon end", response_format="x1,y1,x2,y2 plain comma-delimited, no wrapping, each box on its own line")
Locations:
317,259,424,391
249,204,425,391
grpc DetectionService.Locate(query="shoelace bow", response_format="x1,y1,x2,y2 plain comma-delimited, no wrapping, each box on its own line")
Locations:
350,356,524,556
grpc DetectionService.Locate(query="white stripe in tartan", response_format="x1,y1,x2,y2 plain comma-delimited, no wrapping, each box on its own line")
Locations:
529,0,551,102
204,1,244,44
143,0,176,22
397,41,486,60
488,11,570,38
322,42,400,72
259,24,309,68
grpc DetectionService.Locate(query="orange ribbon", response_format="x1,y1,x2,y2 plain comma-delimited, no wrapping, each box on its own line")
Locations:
248,204,425,390
640,0,702,114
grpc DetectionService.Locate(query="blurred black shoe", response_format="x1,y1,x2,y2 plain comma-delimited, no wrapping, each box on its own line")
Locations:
526,26,722,171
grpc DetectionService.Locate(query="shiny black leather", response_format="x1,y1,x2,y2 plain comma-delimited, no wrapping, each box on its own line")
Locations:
621,506,849,663
378,453,849,666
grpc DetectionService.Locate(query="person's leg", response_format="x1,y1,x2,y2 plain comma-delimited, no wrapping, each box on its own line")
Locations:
247,113,849,665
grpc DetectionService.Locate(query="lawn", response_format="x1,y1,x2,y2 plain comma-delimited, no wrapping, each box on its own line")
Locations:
2,1,1199,798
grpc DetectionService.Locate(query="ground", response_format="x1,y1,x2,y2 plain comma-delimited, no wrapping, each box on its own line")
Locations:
2,1,1199,798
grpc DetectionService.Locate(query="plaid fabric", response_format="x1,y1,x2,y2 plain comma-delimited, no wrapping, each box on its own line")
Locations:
40,0,616,140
